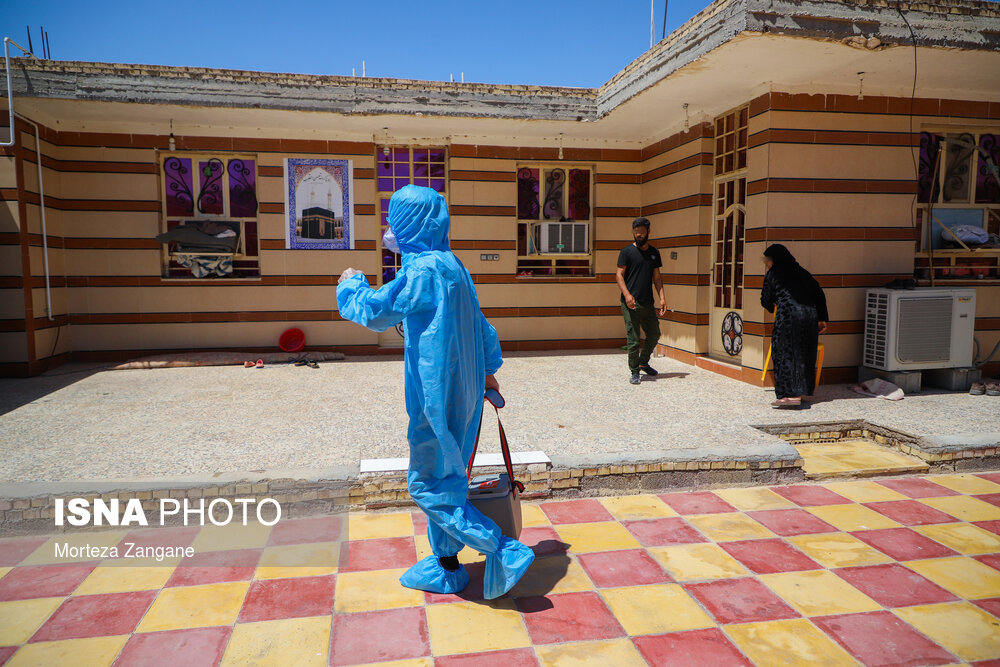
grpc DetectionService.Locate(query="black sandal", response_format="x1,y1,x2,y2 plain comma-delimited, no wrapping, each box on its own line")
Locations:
307,360,319,369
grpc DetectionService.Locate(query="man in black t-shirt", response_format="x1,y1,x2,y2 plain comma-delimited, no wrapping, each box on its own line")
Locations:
616,217,667,384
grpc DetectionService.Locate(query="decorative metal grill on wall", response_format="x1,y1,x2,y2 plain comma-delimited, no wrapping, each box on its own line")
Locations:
721,311,743,356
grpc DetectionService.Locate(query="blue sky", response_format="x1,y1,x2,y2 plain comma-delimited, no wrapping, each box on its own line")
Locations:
2,0,710,88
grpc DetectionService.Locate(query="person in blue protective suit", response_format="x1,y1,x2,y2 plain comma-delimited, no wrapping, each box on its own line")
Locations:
336,185,534,599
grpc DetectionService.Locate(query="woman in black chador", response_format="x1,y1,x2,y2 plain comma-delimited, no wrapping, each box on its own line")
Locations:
760,244,829,408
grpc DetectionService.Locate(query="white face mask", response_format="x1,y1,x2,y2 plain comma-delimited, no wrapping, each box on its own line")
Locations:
383,228,400,254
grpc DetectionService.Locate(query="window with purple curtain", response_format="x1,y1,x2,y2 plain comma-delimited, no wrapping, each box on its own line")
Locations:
568,169,590,220
228,159,257,217
164,157,193,217
197,159,224,215
918,133,942,204
517,168,539,219
976,134,1000,204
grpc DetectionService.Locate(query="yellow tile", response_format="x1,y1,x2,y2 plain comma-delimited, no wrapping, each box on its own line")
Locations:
75,565,175,595
760,570,881,616
190,522,271,552
0,566,11,580
536,638,648,666
254,542,340,579
6,635,129,667
647,543,749,581
895,602,1000,662
714,487,797,511
413,535,482,565
795,440,925,477
786,533,893,569
805,504,902,532
598,495,678,520
510,555,594,597
521,503,550,527
603,584,715,635
22,531,129,565
903,556,1000,599
919,496,1000,522
913,523,1000,556
136,581,250,632
425,599,530,655
554,522,641,553
822,480,908,503
725,618,859,666
348,512,414,540
685,513,774,542
925,474,1000,496
335,568,424,613
221,616,331,667
0,597,63,645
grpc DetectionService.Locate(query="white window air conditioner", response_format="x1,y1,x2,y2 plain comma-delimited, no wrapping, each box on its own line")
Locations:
531,222,589,254
863,288,976,371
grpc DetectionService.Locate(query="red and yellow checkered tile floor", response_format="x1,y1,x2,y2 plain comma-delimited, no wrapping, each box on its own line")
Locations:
2,472,1000,666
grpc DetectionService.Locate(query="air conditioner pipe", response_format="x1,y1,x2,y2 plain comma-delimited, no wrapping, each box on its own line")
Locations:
973,336,1000,369
2,37,52,321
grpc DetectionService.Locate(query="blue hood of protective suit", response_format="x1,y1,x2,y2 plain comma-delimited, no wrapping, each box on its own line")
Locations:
387,185,451,254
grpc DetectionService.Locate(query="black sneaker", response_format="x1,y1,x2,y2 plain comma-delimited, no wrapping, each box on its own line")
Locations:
639,364,659,376
629,372,641,385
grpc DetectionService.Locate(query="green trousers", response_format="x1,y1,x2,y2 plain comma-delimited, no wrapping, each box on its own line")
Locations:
621,302,661,372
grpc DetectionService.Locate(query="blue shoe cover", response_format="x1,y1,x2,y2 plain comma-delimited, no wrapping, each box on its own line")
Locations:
483,536,535,599
399,555,469,594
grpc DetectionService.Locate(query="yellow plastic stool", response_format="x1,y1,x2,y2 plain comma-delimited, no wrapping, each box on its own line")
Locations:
762,342,824,386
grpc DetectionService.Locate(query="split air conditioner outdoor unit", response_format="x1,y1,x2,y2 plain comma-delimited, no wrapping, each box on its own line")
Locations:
531,222,589,254
863,287,976,371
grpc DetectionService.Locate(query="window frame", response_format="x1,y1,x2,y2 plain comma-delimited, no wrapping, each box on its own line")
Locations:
157,151,261,280
515,163,595,277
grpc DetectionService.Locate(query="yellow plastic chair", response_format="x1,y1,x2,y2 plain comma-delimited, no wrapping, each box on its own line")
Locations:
762,341,824,386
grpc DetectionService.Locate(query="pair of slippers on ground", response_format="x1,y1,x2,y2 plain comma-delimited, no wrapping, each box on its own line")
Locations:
242,359,319,369
771,396,809,409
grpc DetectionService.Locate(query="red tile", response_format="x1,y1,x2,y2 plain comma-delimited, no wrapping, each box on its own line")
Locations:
719,539,821,574
424,560,486,604
516,592,626,644
834,564,957,607
267,515,343,546
685,578,799,624
578,549,672,588
864,500,958,526
165,548,260,587
877,478,961,499
518,526,568,557
30,590,157,642
973,660,1000,667
0,536,48,566
621,518,707,547
539,500,614,524
115,626,232,667
435,647,539,666
237,574,336,622
747,509,838,536
341,537,417,572
974,597,1000,618
330,607,429,666
852,527,958,560
975,520,1000,536
814,610,957,666
977,473,1000,485
976,494,1000,508
633,628,753,667
411,512,427,534
770,485,851,507
0,564,96,601
975,554,1000,572
658,491,736,515
0,646,16,666
116,525,201,552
